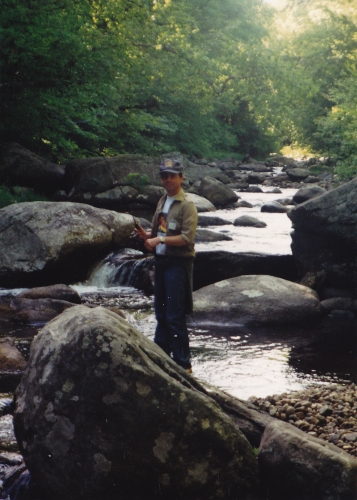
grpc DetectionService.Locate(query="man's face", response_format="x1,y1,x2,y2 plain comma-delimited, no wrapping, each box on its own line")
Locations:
160,172,183,196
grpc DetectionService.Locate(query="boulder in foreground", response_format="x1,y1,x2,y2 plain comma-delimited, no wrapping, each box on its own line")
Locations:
259,419,357,500
14,306,260,500
190,275,322,327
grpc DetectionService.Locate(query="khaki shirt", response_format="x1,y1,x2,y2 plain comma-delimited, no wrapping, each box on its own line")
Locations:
151,189,198,258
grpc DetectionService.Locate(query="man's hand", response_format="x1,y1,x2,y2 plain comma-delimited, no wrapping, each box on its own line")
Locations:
145,237,160,251
135,227,151,241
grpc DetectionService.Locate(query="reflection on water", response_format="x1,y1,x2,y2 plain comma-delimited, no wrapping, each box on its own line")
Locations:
131,311,356,400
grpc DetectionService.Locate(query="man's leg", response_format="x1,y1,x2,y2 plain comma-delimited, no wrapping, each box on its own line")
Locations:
163,265,191,370
153,262,171,356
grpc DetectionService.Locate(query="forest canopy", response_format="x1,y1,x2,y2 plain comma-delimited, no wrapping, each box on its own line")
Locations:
1,0,357,177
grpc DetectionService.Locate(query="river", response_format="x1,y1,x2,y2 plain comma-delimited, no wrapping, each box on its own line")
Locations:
1,186,355,401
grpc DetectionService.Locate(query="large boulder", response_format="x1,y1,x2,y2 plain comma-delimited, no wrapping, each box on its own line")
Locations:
0,202,134,287
193,251,298,290
198,177,238,207
292,185,326,205
14,306,261,500
190,275,322,326
285,168,310,181
184,193,216,212
66,154,160,195
0,143,65,193
258,419,357,500
288,177,357,290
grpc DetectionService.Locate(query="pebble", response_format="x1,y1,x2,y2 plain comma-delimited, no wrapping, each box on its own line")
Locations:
248,383,357,457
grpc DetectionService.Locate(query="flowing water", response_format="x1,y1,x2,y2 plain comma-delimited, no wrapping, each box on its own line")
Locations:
1,184,356,401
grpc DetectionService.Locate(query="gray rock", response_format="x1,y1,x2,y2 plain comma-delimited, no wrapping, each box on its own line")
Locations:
236,200,254,208
14,306,260,500
245,186,263,193
0,338,27,392
10,298,76,323
18,284,81,304
292,185,326,205
321,298,357,314
233,216,267,228
285,168,310,181
190,275,322,327
197,216,232,227
198,177,238,207
193,252,298,290
288,177,357,291
0,143,65,193
0,202,134,287
260,201,289,213
184,193,216,212
259,419,357,500
195,229,233,243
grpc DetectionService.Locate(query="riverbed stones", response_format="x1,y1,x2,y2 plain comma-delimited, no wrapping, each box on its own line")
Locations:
190,275,322,326
13,306,260,500
184,193,216,212
0,202,134,287
258,419,357,500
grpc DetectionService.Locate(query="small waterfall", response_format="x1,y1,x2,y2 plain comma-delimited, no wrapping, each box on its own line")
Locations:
86,249,155,294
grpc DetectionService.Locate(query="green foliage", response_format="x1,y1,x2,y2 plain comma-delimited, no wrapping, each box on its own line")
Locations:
0,186,48,209
0,0,278,160
123,173,150,188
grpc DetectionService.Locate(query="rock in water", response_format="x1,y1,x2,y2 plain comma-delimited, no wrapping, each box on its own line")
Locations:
13,306,260,500
190,275,322,327
0,202,134,287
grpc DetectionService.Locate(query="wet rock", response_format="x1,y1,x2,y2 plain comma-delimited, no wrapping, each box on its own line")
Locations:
18,284,81,304
260,201,289,213
233,216,267,228
292,185,326,205
198,176,238,207
0,202,134,287
0,339,27,390
320,298,357,314
10,298,76,323
190,275,322,327
285,168,310,181
236,199,254,208
194,229,233,243
288,177,357,291
14,306,260,500
259,419,357,500
197,216,232,227
245,185,263,193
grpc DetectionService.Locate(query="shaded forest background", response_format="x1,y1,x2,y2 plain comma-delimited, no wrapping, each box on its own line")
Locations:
1,0,357,178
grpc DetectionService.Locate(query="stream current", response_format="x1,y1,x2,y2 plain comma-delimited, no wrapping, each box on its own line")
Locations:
1,186,356,400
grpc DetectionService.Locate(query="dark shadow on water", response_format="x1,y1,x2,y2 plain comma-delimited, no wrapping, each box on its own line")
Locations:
189,316,357,394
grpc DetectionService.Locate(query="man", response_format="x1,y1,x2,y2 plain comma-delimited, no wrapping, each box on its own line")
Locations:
136,159,198,372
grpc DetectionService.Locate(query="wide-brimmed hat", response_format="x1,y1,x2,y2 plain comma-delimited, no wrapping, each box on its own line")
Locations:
159,159,183,175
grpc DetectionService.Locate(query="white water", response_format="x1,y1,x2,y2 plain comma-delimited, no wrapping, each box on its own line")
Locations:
195,188,297,255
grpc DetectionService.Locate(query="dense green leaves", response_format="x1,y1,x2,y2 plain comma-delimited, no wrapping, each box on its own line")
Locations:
2,0,357,172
